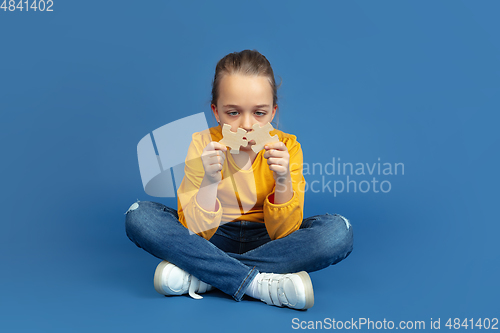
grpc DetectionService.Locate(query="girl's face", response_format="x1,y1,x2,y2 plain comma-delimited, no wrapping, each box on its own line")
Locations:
211,73,277,152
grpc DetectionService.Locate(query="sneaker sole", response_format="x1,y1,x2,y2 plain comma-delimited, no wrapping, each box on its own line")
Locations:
295,271,315,310
153,260,171,295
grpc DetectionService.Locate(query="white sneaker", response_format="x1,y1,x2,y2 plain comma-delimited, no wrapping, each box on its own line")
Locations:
153,260,213,299
258,271,314,310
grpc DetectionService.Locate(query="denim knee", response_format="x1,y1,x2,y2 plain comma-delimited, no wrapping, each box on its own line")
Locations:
124,200,156,244
331,214,354,261
313,214,353,265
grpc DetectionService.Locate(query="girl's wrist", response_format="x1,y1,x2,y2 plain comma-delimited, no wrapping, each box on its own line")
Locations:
275,174,292,191
202,175,221,187
274,172,291,182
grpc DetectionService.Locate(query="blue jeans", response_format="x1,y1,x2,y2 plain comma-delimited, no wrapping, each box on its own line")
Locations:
124,200,353,301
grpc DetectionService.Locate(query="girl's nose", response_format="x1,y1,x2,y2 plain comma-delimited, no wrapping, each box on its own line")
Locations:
241,115,253,132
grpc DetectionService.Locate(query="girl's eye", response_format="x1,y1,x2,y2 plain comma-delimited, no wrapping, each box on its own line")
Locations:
227,111,266,116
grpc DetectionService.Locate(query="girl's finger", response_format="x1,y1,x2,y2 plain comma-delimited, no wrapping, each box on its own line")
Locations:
213,142,228,151
265,142,286,151
269,164,288,175
267,157,282,166
206,141,227,152
208,153,225,164
268,149,286,157
265,149,287,160
205,149,225,158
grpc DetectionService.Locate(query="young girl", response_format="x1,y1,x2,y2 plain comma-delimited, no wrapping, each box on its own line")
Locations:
125,49,353,310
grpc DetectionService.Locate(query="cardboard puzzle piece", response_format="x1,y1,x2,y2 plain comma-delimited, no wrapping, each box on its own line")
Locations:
218,124,248,154
244,122,280,153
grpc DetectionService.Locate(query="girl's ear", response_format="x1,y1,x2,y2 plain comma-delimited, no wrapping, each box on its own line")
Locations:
270,104,278,122
211,104,220,123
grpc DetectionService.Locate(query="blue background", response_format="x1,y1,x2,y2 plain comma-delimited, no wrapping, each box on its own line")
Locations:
1,1,499,332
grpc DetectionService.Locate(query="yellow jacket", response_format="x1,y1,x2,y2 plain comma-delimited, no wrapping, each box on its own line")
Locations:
177,124,306,241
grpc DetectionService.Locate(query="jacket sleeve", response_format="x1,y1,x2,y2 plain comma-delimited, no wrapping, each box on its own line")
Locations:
177,133,223,240
263,137,306,240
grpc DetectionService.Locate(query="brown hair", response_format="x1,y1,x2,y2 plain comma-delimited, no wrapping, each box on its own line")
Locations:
210,49,282,129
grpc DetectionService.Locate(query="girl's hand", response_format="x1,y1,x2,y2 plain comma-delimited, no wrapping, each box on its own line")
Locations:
201,141,227,184
263,141,290,181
